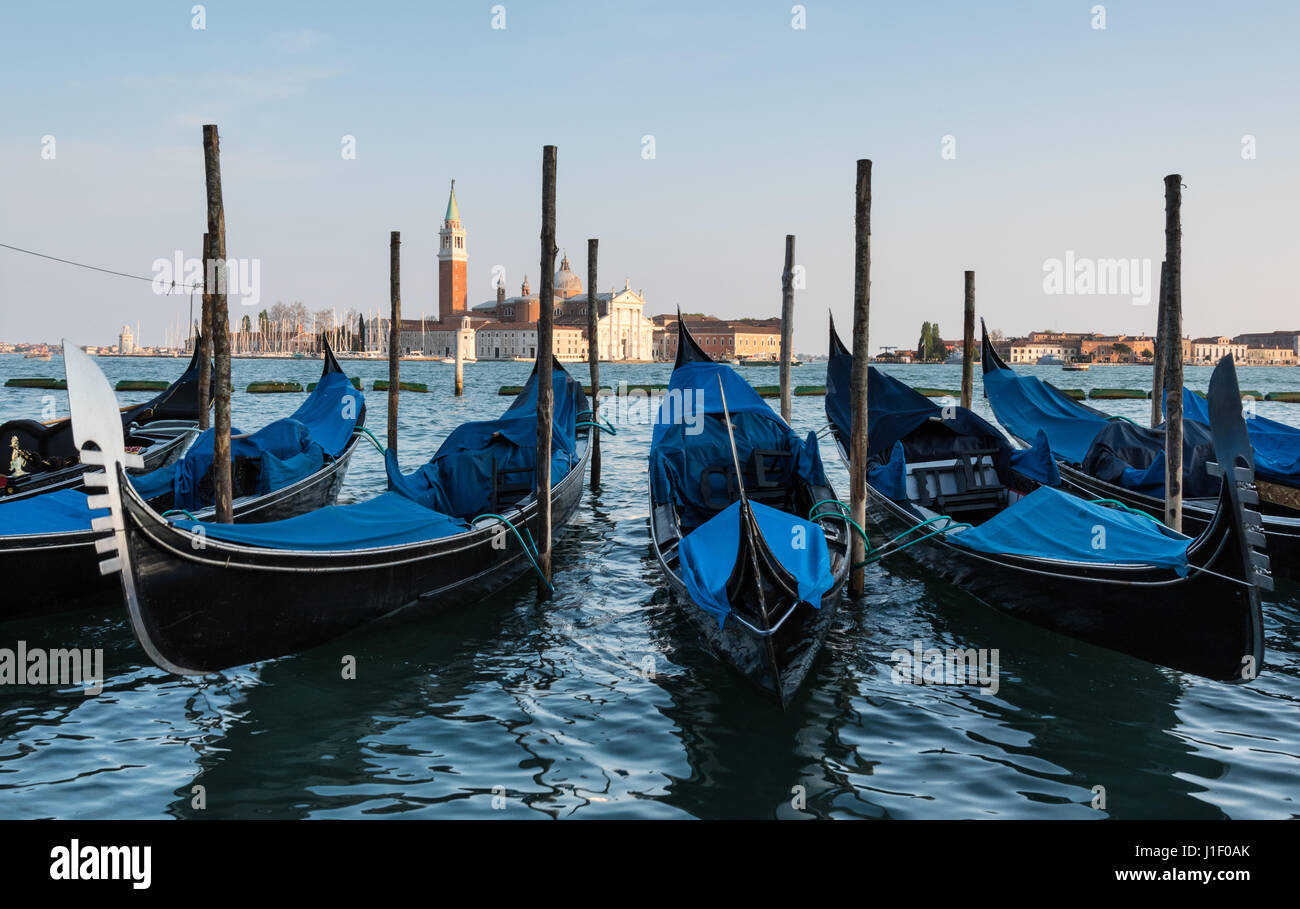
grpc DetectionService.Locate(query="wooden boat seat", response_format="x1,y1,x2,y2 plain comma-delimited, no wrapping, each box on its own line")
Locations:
491,458,534,512
907,449,1007,515
696,449,795,511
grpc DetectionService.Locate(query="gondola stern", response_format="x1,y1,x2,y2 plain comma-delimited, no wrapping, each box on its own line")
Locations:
980,320,1010,375
828,313,850,360
674,310,714,368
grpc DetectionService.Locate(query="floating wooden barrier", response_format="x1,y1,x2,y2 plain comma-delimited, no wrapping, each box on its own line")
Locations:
307,377,362,391
115,380,170,391
1266,391,1300,403
4,377,65,389
915,387,960,398
1089,388,1149,400
794,385,825,396
246,381,303,393
1059,388,1087,400
373,380,429,393
1193,388,1263,399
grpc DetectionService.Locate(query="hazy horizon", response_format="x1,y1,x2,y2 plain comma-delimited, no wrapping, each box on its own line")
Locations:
2,1,1297,354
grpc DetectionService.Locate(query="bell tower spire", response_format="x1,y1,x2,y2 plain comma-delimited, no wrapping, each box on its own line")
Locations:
438,179,467,322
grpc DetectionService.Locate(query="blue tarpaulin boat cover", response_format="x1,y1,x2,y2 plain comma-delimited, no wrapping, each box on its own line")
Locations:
651,361,827,529
1080,417,1218,498
0,488,106,536
1179,387,1300,485
678,499,835,627
131,370,362,510
949,486,1192,574
982,367,1109,464
170,490,470,551
385,365,584,519
826,347,1059,487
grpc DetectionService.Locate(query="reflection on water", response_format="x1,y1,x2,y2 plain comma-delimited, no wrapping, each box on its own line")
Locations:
0,355,1297,818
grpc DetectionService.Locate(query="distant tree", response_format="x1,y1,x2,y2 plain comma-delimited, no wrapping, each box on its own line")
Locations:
929,323,944,359
917,321,932,360
240,314,252,333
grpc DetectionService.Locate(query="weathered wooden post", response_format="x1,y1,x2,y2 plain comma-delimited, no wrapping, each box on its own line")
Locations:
197,231,213,431
1151,260,1168,427
454,317,464,396
388,231,401,453
848,159,872,597
1163,176,1183,532
961,270,975,410
202,125,232,523
586,237,601,488
779,234,796,423
536,146,557,596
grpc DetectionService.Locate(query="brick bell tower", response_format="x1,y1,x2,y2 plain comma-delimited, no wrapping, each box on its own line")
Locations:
438,180,468,322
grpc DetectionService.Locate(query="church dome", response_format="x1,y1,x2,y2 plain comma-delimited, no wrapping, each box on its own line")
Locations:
554,252,583,298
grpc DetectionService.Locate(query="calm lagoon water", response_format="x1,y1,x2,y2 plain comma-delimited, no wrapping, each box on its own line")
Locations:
0,353,1297,819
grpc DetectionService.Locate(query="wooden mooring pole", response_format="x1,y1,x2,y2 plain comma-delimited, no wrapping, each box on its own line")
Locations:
848,159,872,598
1151,260,1168,427
201,125,232,524
536,146,557,597
779,234,796,423
197,230,213,431
1163,176,1183,532
961,270,975,410
388,231,401,453
587,237,601,488
454,318,464,396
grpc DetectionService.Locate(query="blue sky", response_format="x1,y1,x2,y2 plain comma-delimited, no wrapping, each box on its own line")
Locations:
1,1,1296,353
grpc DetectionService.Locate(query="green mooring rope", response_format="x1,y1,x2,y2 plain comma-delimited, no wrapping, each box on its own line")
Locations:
357,427,386,453
807,498,972,570
470,512,555,594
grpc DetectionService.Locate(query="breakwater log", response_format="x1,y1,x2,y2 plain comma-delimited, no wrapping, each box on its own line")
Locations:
4,378,65,389
914,387,960,398
373,380,429,393
115,380,170,391
246,381,303,393
1089,388,1150,400
1266,391,1300,403
307,377,362,392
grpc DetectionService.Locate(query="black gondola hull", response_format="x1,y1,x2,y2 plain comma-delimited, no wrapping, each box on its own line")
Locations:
839,440,1263,682
980,321,1299,582
114,434,589,674
652,537,843,707
0,434,360,622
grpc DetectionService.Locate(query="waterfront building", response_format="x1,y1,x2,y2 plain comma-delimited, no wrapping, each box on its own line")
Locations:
654,315,783,362
119,324,135,355
1233,330,1300,356
1191,336,1247,364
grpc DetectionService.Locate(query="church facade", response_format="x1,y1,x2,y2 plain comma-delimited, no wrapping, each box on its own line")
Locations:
426,181,653,362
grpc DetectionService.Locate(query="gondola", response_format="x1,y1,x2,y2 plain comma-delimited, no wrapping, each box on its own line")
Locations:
827,319,1268,682
649,318,849,708
0,340,365,620
64,343,589,674
981,323,1300,580
0,340,212,502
